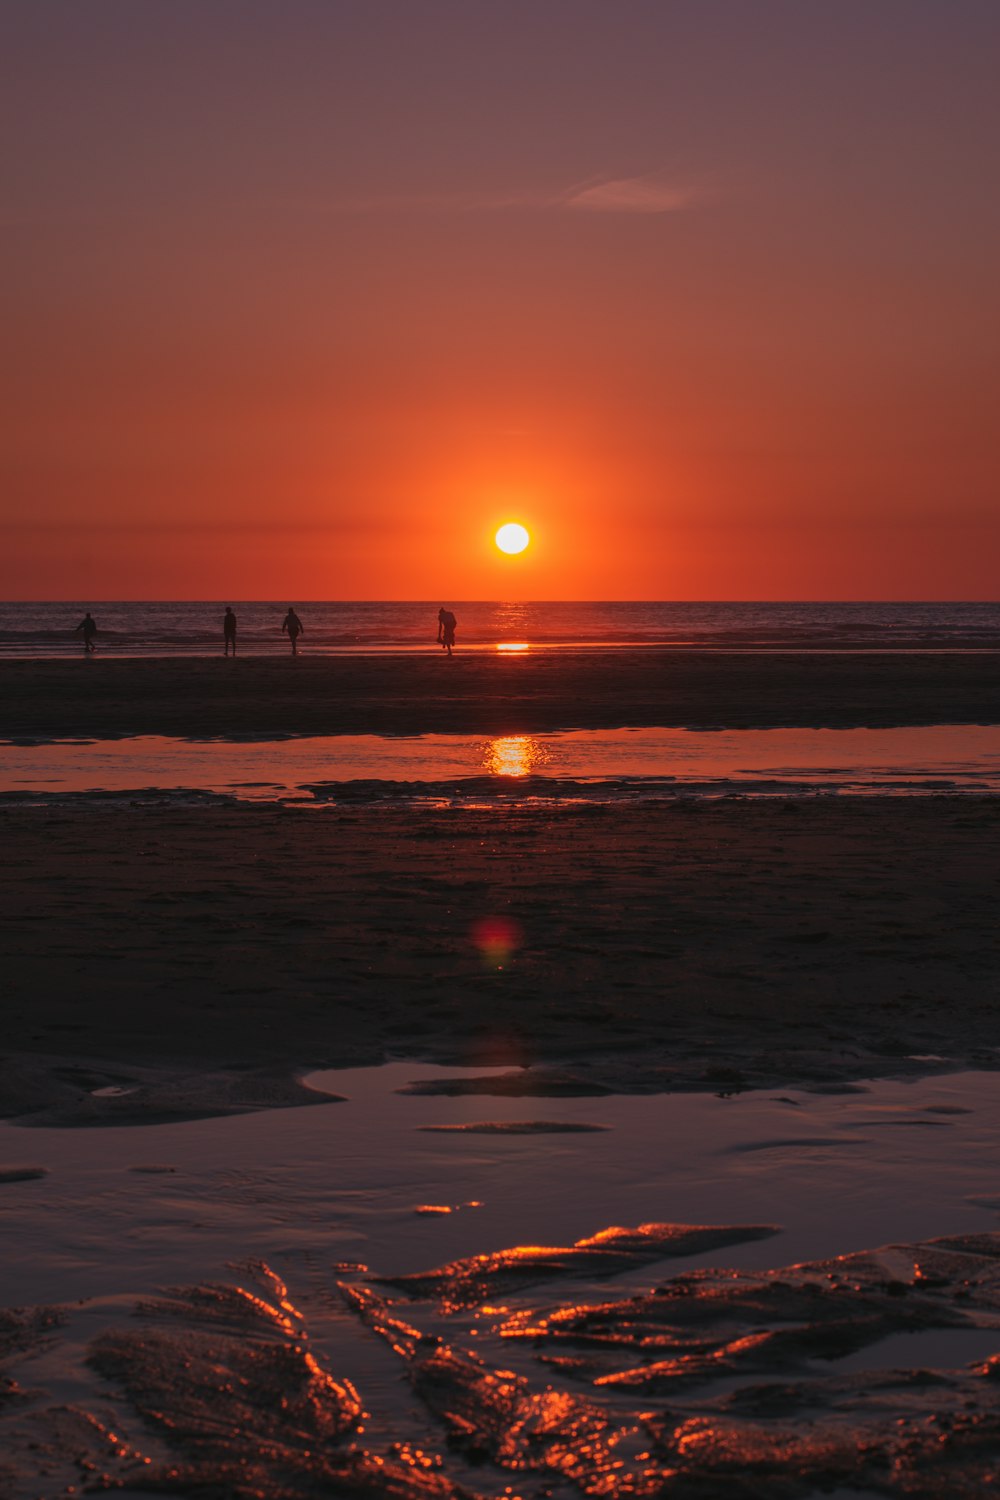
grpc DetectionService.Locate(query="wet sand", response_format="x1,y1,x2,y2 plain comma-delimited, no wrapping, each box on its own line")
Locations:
7,1059,1000,1493
2,648,999,740
2,796,998,1124
6,654,1000,1491
7,1205,1000,1495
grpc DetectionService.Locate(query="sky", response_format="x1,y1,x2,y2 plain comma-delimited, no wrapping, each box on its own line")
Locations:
2,0,998,600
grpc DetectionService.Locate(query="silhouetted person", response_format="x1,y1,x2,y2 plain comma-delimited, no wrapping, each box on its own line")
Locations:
437,607,457,656
223,607,237,656
74,612,98,654
282,607,304,656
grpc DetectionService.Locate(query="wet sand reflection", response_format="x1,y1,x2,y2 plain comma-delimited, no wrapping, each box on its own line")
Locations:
8,1225,1000,1494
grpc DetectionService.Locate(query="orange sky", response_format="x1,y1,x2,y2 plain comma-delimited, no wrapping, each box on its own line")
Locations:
2,2,998,599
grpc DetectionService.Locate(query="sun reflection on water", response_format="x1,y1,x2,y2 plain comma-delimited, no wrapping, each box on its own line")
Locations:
483,735,547,777
495,641,530,653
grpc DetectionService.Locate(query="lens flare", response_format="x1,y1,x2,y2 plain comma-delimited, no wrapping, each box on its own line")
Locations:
471,916,523,968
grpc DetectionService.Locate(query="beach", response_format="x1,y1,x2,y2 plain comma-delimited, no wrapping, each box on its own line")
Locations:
5,647,1000,1495
8,0,1000,1481
2,648,999,740
2,794,998,1126
2,648,999,1121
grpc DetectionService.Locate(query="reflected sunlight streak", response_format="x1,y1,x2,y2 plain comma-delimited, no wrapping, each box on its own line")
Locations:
483,735,546,777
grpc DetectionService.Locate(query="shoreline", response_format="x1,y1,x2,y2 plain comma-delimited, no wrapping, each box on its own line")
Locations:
2,1046,991,1132
1,650,999,739
3,795,998,1126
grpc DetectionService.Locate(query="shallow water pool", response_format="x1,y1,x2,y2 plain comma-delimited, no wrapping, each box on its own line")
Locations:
4,1063,1000,1309
3,722,1000,801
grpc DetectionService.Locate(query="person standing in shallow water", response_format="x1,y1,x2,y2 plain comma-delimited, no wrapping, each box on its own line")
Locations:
282,607,304,656
74,612,98,653
437,607,457,656
223,607,237,656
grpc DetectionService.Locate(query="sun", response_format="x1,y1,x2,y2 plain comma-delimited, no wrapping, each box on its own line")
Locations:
495,522,530,555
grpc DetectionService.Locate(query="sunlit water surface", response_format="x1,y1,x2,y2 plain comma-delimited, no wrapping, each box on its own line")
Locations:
5,599,1000,656
3,723,1000,801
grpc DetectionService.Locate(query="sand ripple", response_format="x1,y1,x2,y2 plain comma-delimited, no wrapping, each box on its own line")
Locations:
6,1227,1000,1495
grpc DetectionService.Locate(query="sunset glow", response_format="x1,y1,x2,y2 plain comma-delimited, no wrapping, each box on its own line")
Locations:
4,10,999,1494
3,5,999,600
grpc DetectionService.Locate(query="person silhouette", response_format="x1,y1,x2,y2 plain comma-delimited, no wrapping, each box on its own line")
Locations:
437,607,457,656
74,612,98,654
282,607,304,656
223,607,237,656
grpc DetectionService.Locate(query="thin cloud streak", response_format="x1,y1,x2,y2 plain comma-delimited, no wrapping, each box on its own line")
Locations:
314,173,699,217
3,175,700,229
560,174,698,214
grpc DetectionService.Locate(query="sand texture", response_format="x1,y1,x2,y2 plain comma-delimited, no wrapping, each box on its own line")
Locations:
11,1232,1000,1497
2,797,998,1123
2,649,999,739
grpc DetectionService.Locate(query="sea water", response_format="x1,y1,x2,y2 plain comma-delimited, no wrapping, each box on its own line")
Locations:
2,599,1000,657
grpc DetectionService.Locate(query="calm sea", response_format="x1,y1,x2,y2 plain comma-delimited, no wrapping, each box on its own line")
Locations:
1,601,998,658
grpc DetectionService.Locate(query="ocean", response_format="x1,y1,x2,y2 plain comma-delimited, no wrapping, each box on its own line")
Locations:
1,599,998,657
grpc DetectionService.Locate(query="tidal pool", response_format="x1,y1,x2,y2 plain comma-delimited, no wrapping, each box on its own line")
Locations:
3,722,1000,801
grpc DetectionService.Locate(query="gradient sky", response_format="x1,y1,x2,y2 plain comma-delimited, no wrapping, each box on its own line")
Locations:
2,1,998,599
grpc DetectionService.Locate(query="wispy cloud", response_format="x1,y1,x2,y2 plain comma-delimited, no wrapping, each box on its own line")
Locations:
560,174,697,215
310,172,699,218
3,173,701,230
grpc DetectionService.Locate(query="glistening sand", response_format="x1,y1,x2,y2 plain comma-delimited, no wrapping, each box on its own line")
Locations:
5,1064,1000,1497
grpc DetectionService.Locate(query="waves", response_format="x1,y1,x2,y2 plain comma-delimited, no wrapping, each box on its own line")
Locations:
1,600,999,656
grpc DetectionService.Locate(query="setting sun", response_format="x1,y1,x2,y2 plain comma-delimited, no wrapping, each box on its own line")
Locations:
495,523,530,555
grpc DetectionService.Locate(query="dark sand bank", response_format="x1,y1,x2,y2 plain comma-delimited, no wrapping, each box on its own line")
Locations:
2,649,999,739
2,798,998,1123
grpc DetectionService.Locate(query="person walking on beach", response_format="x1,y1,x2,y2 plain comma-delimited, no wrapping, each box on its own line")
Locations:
74,612,98,654
437,607,457,656
282,607,304,656
223,607,237,656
